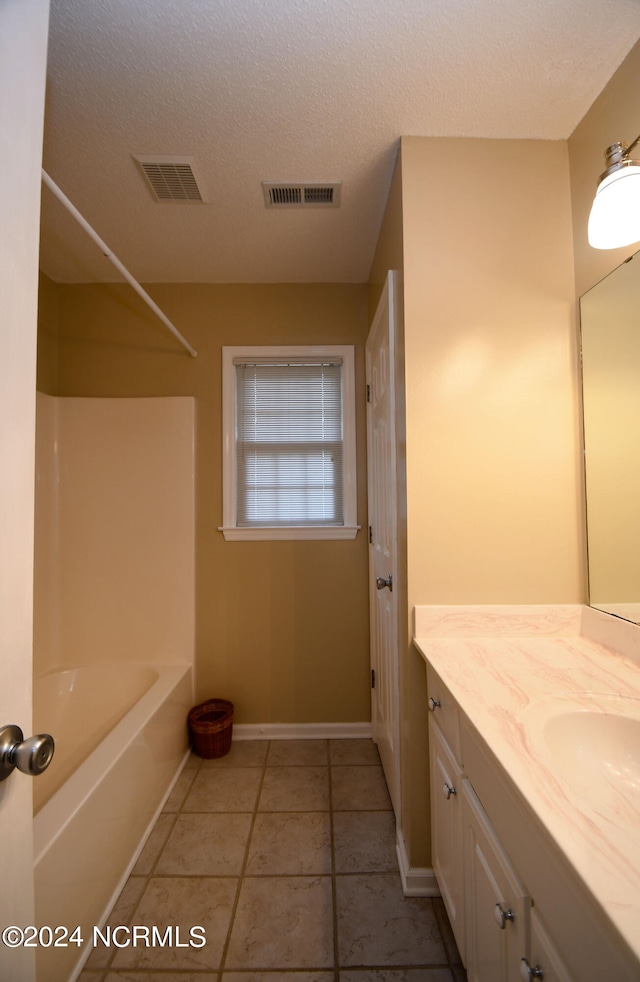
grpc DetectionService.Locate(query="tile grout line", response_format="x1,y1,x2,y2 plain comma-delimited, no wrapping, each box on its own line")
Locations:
328,748,341,982
96,759,201,982
215,740,270,980
82,767,198,982
145,765,198,876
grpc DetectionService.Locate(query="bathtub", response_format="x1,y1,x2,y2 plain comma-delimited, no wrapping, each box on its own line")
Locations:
33,664,160,812
33,662,193,982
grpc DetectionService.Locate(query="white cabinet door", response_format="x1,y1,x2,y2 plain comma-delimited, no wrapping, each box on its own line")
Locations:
429,716,465,958
463,780,530,982
522,908,575,982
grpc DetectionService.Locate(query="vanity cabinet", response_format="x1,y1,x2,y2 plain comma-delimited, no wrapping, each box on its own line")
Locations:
417,607,640,982
426,663,580,982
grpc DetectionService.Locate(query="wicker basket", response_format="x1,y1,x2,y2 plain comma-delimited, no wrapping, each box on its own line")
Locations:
188,699,234,759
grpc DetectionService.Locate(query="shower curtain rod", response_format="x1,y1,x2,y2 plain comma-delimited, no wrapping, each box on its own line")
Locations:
41,170,198,358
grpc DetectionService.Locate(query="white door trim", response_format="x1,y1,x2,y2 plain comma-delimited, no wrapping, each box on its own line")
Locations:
366,270,401,819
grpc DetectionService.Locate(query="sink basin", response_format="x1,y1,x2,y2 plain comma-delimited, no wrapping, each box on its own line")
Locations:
544,710,640,788
524,694,640,812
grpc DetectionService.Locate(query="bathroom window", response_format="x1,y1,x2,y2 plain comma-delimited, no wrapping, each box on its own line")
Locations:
220,345,359,540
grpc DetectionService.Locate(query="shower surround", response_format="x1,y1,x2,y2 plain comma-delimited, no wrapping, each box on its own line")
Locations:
32,393,196,982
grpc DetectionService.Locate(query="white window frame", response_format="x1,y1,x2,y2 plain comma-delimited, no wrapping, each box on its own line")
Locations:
220,344,360,541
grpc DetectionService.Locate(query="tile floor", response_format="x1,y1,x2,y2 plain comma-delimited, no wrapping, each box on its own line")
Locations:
80,739,466,981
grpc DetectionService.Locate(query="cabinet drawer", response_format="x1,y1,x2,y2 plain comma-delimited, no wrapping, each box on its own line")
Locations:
426,662,462,762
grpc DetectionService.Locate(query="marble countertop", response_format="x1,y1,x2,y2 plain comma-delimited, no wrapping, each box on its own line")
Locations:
413,604,640,965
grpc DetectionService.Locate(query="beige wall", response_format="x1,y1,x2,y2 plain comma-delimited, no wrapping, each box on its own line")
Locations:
37,279,371,724
368,136,584,869
569,40,640,299
401,136,583,609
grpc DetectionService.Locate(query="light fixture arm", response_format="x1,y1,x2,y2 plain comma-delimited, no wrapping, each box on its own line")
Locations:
625,133,640,157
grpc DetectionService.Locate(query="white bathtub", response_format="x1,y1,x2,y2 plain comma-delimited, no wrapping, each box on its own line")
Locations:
33,662,193,982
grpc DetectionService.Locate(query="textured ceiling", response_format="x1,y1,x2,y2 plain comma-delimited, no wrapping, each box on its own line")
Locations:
39,0,640,284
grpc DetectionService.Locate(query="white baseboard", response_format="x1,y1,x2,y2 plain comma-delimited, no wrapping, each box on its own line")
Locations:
233,721,373,741
396,831,440,897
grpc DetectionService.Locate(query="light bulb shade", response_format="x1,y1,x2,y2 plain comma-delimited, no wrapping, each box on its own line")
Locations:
588,164,640,249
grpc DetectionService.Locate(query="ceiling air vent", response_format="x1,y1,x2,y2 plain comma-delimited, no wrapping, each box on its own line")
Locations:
262,182,341,208
132,154,206,202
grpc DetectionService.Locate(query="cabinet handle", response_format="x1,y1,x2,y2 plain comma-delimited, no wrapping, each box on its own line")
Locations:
520,957,544,980
494,903,515,930
443,782,457,799
428,697,441,712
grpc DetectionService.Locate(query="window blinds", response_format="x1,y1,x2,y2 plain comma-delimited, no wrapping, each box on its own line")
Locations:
235,361,344,527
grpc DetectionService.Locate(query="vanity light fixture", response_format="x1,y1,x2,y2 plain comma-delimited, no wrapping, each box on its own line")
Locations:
588,135,640,249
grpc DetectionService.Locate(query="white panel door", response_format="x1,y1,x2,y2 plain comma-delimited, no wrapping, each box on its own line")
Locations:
0,3,49,981
366,271,400,816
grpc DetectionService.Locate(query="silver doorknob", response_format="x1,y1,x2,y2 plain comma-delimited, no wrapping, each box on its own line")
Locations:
0,724,55,782
376,574,393,591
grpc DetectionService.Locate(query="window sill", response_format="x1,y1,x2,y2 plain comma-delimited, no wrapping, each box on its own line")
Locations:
219,525,360,541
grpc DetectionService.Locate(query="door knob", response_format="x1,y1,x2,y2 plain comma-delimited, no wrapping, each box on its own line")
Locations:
0,724,55,782
376,574,393,591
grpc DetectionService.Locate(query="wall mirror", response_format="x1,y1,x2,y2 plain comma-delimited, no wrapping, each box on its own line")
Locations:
580,249,640,623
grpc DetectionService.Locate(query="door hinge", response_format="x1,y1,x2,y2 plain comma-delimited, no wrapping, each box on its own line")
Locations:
371,669,376,689
368,525,373,543
366,383,372,403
